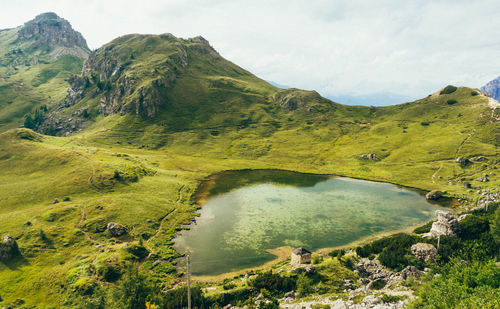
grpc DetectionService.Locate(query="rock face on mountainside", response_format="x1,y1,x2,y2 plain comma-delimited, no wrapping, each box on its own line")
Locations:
58,34,214,119
481,76,500,101
423,210,464,238
16,12,90,59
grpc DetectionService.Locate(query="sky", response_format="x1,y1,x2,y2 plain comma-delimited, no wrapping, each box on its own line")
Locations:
2,0,500,105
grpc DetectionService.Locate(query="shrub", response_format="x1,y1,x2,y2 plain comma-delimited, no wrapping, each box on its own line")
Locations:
413,221,434,234
458,215,490,240
369,279,386,290
446,99,457,105
440,85,458,95
420,121,430,126
223,283,236,290
248,271,296,296
471,91,479,96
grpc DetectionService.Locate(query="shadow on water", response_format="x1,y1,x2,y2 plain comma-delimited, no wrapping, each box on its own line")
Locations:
195,169,330,202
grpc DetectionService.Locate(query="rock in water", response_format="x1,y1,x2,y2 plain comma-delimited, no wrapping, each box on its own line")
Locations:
107,223,127,237
411,243,437,263
0,235,19,261
426,190,443,200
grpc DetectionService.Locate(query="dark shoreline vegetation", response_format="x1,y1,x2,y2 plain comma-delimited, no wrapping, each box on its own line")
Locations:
0,11,499,309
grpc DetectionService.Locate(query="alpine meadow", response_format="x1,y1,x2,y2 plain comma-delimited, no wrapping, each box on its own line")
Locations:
0,9,499,309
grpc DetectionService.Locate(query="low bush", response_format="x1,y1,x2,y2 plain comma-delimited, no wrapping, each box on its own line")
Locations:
440,85,457,95
458,215,489,239
248,271,296,296
446,99,457,105
413,221,434,234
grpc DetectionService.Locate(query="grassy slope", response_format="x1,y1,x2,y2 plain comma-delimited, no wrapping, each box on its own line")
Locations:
0,34,498,307
0,27,83,131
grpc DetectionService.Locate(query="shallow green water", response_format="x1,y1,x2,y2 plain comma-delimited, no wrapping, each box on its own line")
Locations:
174,170,444,275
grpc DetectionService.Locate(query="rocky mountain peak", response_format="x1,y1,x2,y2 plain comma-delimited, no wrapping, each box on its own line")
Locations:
16,12,90,59
481,75,500,101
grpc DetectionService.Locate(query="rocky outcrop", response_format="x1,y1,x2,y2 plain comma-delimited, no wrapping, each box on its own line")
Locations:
0,235,19,261
410,243,437,263
400,266,423,281
423,210,460,238
360,153,379,160
17,12,90,59
456,157,471,166
481,75,500,101
272,88,335,112
354,258,391,281
107,223,126,237
425,190,443,201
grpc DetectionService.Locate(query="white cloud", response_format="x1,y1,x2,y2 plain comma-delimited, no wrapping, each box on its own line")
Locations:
1,0,500,103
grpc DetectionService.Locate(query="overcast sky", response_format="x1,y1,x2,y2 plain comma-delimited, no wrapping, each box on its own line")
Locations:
2,0,500,105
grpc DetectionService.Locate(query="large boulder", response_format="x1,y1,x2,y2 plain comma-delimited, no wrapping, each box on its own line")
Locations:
423,210,459,238
426,190,443,200
411,243,437,263
354,258,391,281
107,223,127,237
400,265,423,280
0,235,19,262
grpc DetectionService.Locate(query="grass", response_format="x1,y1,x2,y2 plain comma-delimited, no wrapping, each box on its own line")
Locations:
0,33,498,307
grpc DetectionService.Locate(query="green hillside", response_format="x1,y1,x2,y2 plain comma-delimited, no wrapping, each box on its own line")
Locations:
0,12,89,132
0,14,499,309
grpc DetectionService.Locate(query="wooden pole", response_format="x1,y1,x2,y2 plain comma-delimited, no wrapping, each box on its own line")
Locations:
437,234,440,251
187,251,191,309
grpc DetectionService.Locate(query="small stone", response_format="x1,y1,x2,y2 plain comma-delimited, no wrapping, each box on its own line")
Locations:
53,199,59,204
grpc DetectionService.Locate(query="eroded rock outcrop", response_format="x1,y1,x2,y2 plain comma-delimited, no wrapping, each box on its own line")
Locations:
410,243,437,263
423,210,460,238
425,190,443,201
107,223,126,237
17,12,90,59
0,235,19,262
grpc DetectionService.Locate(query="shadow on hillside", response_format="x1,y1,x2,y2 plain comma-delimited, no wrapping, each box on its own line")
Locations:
1,254,30,270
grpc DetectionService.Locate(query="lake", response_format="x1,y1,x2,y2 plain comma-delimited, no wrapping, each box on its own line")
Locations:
174,170,445,276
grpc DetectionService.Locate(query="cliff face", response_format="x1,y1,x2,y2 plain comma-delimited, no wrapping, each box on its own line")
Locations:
16,12,90,59
60,34,196,118
481,76,500,101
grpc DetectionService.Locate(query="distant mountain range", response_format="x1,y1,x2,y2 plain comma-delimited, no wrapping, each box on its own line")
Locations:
481,75,500,101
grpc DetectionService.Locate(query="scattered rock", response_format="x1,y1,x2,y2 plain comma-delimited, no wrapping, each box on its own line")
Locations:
425,190,443,200
52,199,59,204
106,223,126,237
423,210,459,238
456,157,471,166
411,243,437,263
463,182,471,189
360,153,379,160
400,266,423,281
354,258,391,281
0,235,19,262
284,291,295,299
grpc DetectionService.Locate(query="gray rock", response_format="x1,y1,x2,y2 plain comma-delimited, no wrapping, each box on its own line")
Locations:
456,157,471,166
0,235,19,261
360,153,379,160
400,266,423,280
426,190,443,200
423,210,459,238
107,223,126,237
411,243,437,263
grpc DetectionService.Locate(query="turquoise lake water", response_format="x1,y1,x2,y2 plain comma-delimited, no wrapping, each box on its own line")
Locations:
174,170,444,275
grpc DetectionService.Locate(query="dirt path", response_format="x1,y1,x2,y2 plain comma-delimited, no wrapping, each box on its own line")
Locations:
431,161,443,184
71,150,102,193
141,185,185,264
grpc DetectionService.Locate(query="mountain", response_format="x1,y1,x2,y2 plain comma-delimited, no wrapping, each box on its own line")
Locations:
481,75,500,101
0,12,89,131
0,13,499,308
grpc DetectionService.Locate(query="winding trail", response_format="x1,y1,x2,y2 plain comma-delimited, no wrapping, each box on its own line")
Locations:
71,150,102,193
141,185,185,264
431,162,443,184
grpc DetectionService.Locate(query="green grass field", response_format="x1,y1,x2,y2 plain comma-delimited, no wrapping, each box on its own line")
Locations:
0,31,498,307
